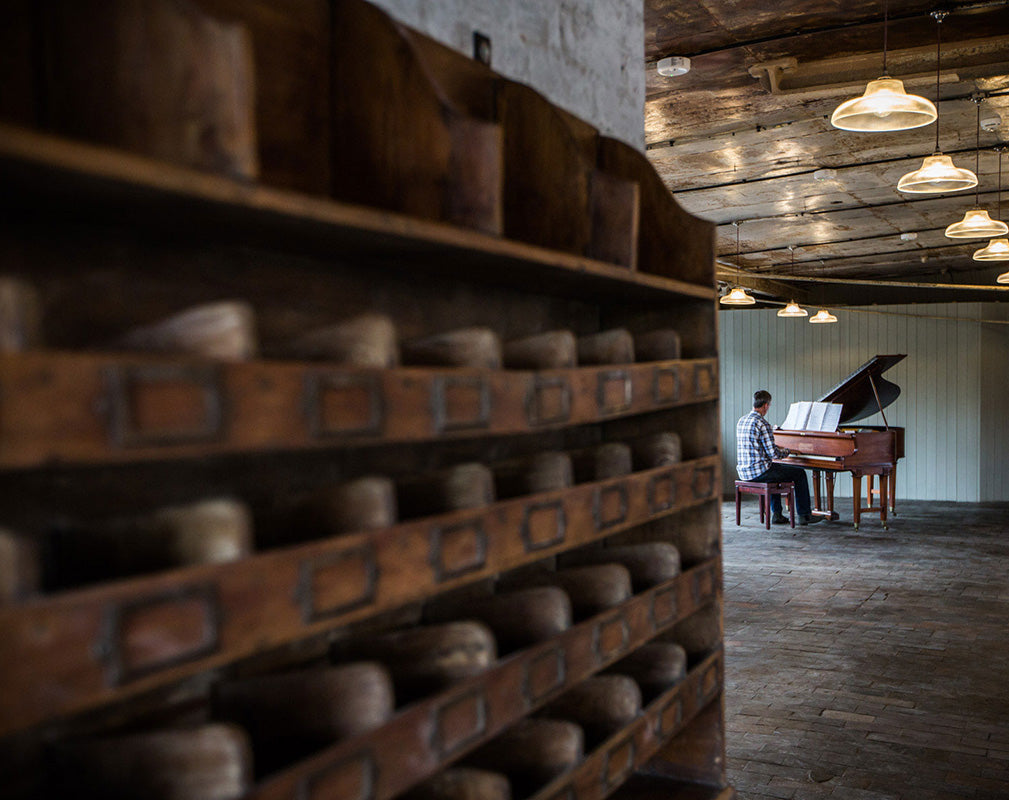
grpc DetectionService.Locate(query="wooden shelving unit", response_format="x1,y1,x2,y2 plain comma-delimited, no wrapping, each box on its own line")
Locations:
0,125,714,307
0,1,731,797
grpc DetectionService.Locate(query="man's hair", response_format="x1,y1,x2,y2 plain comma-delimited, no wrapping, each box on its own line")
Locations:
753,390,771,409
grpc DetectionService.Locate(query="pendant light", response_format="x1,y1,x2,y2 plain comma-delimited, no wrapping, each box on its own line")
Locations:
809,308,839,324
778,300,808,317
945,99,1009,238
897,11,978,194
978,240,1009,260
974,148,1009,261
830,0,936,132
721,286,756,305
720,222,756,305
808,257,837,324
777,247,808,317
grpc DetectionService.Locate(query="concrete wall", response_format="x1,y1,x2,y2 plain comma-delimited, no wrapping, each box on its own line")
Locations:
719,303,1009,503
369,0,645,150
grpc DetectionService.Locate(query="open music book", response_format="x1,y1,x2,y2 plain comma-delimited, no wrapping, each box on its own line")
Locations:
780,401,843,432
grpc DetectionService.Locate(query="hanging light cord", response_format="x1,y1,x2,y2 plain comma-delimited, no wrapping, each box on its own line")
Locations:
975,99,981,206
998,149,1004,221
933,12,943,153
735,221,741,282
882,0,888,75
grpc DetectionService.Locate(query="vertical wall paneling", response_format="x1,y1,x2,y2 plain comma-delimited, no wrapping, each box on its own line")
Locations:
719,304,1006,503
979,305,1009,502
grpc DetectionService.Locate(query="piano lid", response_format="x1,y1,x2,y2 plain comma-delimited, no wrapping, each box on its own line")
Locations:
817,354,906,424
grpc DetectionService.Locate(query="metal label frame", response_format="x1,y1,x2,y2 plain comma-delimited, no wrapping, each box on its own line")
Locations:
303,371,384,438
102,363,223,448
97,582,220,686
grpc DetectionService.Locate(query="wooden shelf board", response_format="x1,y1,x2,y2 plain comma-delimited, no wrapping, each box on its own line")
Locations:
250,571,723,800
524,650,726,800
0,456,721,736
611,775,735,800
0,124,715,305
0,350,719,469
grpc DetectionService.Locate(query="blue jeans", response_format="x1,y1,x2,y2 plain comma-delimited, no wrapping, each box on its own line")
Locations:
750,463,812,518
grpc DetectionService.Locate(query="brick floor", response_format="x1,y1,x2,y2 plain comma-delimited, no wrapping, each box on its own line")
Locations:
721,499,1009,800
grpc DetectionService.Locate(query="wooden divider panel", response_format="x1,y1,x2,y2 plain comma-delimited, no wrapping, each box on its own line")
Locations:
330,0,502,234
597,137,714,287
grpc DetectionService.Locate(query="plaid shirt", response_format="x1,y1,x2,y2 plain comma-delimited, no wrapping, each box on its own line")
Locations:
736,410,785,480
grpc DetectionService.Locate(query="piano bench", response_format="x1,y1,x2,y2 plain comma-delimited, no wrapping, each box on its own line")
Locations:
734,480,795,529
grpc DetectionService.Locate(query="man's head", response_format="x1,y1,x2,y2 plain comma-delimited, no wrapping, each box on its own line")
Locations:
753,390,771,416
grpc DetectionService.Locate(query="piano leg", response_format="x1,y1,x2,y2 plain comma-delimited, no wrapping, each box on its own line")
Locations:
889,468,897,516
823,471,838,521
880,471,889,530
851,474,862,530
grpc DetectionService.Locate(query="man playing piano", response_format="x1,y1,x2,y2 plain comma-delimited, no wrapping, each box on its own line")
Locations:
736,390,821,526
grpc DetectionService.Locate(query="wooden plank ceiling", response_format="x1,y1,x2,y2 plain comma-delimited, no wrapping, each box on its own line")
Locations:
644,0,1009,305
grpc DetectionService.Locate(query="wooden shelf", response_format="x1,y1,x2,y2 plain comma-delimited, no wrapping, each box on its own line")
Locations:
524,650,724,800
0,124,715,306
249,568,722,800
0,350,719,469
0,5,728,795
0,457,719,736
610,775,735,800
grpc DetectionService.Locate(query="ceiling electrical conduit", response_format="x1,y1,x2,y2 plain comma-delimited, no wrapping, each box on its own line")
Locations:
715,263,1009,292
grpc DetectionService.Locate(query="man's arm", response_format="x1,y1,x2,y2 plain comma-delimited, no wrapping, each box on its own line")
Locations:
759,418,789,459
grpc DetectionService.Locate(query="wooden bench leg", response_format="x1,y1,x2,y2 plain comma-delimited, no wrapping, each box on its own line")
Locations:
763,489,771,530
736,488,741,526
787,487,795,528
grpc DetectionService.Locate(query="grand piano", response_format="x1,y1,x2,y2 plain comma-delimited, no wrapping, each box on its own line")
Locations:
773,354,906,530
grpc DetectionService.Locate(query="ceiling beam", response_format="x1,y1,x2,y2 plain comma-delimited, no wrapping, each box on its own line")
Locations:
646,0,1009,62
661,143,1000,194
716,268,814,303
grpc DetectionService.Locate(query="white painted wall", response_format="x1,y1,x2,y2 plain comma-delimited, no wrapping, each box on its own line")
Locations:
719,303,1009,503
368,0,645,150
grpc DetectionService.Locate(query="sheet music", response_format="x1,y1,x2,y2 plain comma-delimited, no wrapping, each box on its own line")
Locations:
820,403,843,432
806,402,828,431
781,401,811,430
780,401,843,432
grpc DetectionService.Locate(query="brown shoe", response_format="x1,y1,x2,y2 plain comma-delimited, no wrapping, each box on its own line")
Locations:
799,514,823,525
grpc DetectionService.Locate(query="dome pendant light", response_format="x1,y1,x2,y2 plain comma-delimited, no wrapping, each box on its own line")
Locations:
979,240,1009,261
946,208,1008,238
946,99,1009,238
778,300,809,317
721,286,757,305
830,1,936,132
809,255,837,324
777,248,808,317
720,221,756,305
976,147,1009,262
897,11,978,194
809,308,839,324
